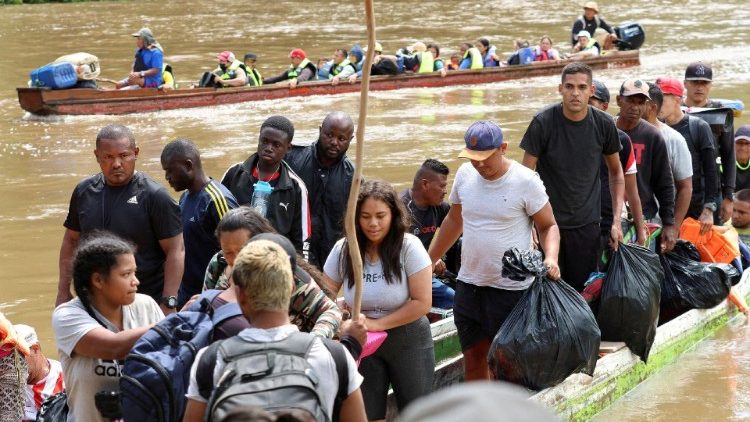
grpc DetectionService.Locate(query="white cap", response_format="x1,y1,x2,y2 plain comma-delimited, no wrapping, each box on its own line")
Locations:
14,324,38,346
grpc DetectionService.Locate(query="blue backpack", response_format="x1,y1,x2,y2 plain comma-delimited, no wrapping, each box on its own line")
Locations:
120,290,243,422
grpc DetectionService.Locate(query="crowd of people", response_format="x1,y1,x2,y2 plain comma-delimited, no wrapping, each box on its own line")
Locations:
112,2,625,91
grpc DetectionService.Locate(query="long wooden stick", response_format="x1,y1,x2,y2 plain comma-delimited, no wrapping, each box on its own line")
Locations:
345,0,376,321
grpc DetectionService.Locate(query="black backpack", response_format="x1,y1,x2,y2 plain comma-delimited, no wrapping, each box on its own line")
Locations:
197,331,349,422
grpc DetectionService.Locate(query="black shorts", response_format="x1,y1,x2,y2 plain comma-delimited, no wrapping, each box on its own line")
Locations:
453,280,526,350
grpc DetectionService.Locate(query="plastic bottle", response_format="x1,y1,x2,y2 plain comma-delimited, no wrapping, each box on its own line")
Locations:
250,180,273,217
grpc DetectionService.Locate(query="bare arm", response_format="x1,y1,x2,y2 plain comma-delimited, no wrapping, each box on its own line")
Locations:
365,266,431,332
56,229,81,306
73,325,152,360
428,204,463,264
217,68,247,87
624,173,647,246
531,203,561,279
521,152,538,170
674,177,693,231
160,234,184,312
605,152,625,249
182,400,205,422
338,388,367,422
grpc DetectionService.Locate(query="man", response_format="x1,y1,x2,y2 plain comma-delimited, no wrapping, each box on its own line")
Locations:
335,45,364,85
589,80,647,248
15,324,64,422
56,124,184,313
571,1,615,45
615,79,677,252
459,42,484,69
643,82,694,231
116,28,163,89
657,76,718,235
222,116,310,251
429,121,560,381
243,53,263,86
263,48,317,88
401,159,456,309
570,31,599,59
285,112,353,268
731,189,750,244
212,51,247,87
326,49,357,84
183,240,367,422
161,139,238,308
520,62,624,292
735,125,750,191
683,61,736,223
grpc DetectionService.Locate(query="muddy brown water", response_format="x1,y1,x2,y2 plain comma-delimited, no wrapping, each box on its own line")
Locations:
1,0,749,418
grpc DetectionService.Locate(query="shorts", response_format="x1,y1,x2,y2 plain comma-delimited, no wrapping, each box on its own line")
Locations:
453,280,526,350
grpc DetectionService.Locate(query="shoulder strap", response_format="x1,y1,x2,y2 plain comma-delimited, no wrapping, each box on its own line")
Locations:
187,289,223,312
220,330,316,361
196,340,224,400
211,302,243,326
322,338,349,422
687,115,702,152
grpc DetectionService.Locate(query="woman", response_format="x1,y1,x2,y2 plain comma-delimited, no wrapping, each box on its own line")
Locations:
52,232,163,422
201,206,341,339
533,35,560,62
475,37,498,67
324,180,434,421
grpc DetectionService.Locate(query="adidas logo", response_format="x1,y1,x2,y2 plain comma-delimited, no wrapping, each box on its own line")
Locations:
189,217,195,222
126,196,138,205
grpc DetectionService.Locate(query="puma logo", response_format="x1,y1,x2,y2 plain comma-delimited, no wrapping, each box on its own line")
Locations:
279,202,290,211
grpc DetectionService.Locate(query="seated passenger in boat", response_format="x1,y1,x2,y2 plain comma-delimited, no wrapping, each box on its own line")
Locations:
427,43,445,71
326,49,357,84
458,42,484,70
446,53,461,70
476,37,498,67
243,53,263,87
317,56,332,80
533,35,561,62
214,51,248,87
159,64,175,89
382,42,445,76
262,48,317,88
116,28,164,90
503,39,530,66
569,31,600,59
570,1,617,46
335,45,364,84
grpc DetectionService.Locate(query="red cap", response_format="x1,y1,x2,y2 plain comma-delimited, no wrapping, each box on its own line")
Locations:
289,48,306,60
656,76,684,97
217,51,232,62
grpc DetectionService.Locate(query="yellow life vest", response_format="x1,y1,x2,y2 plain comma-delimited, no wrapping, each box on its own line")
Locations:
216,60,245,80
330,59,355,77
417,51,435,74
247,67,263,86
161,63,175,88
463,47,484,69
288,58,314,79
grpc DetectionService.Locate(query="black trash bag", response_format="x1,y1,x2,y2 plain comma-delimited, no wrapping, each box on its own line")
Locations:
597,243,662,362
662,250,732,310
709,263,741,287
670,239,701,261
489,248,601,390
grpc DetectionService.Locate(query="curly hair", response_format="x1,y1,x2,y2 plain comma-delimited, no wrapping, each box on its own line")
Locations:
260,115,295,143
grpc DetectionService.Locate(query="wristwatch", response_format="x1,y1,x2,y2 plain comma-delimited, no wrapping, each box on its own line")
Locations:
139,71,145,78
160,295,177,309
704,202,718,212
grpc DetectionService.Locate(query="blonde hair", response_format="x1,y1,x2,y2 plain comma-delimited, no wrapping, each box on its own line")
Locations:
232,240,293,311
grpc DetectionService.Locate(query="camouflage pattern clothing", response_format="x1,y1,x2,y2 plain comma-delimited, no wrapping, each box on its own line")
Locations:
202,251,342,338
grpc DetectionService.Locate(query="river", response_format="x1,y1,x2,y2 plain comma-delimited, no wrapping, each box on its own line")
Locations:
1,0,749,419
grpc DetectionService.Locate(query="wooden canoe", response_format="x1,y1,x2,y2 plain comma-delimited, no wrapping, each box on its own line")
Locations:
399,270,750,421
17,51,640,116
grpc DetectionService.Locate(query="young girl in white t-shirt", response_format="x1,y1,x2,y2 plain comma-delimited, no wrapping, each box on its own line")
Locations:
52,232,163,422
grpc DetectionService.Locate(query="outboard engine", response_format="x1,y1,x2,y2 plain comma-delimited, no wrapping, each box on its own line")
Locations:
614,22,645,50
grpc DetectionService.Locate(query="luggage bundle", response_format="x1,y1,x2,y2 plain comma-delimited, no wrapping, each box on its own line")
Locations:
29,52,100,89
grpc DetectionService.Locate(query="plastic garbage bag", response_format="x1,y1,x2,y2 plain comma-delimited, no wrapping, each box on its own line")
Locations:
489,249,600,390
597,243,662,362
662,248,732,310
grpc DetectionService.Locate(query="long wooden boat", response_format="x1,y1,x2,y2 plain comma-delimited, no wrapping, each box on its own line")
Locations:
391,269,750,420
17,51,640,116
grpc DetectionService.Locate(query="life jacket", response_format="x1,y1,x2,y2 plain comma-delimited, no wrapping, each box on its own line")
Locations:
417,51,435,74
162,63,175,88
462,47,484,69
215,60,247,81
246,67,263,86
329,58,356,77
288,58,317,79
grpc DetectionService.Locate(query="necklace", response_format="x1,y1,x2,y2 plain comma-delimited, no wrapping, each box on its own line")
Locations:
737,160,750,171
254,163,281,182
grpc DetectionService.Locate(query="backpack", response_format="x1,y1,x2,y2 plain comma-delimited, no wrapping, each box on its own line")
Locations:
119,290,242,422
197,331,350,422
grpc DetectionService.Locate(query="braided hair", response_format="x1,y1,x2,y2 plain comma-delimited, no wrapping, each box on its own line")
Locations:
72,231,136,326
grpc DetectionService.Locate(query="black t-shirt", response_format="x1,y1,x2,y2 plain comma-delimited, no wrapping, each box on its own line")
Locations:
520,103,621,229
737,162,750,192
400,190,449,250
571,16,613,44
64,172,183,300
600,129,635,232
670,114,718,218
621,119,675,225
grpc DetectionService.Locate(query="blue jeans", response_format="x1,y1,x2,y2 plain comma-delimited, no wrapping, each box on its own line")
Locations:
432,277,455,309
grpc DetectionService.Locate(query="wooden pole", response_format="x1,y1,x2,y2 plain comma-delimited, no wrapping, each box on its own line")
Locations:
345,0,376,321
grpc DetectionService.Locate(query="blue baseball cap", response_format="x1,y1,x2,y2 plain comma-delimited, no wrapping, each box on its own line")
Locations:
736,124,750,143
459,121,504,160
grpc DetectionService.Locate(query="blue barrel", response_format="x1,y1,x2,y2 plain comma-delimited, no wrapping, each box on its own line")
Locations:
518,47,535,65
30,62,78,89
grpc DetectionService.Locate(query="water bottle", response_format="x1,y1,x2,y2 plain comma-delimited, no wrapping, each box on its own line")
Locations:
251,180,273,217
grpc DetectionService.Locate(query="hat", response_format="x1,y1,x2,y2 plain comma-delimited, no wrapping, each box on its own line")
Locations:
736,125,750,143
583,1,599,12
685,61,712,81
131,28,153,38
243,52,258,61
577,30,591,39
656,76,684,97
217,51,234,62
364,42,384,54
619,78,651,99
13,324,38,346
410,41,427,53
592,79,610,103
289,48,306,60
458,121,504,161
350,45,364,62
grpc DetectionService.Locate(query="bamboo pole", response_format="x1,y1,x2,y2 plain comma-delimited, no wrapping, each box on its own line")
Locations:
345,0,376,321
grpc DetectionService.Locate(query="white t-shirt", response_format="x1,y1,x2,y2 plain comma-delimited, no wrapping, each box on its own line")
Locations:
186,324,362,421
52,294,163,422
659,122,694,182
450,160,549,289
323,234,431,318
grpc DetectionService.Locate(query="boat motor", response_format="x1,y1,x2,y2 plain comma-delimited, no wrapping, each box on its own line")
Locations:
614,22,645,51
